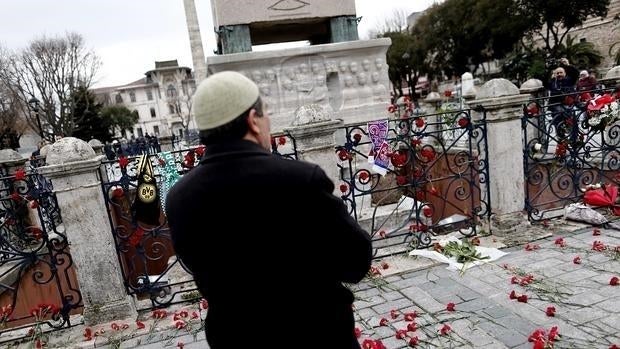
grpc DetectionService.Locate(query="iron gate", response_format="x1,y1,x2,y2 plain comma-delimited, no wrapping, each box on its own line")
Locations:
335,108,490,258
99,135,297,310
522,89,620,221
0,166,82,333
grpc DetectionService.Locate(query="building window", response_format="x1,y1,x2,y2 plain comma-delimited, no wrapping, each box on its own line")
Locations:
115,94,123,104
150,108,156,118
153,125,160,135
166,85,177,98
146,90,153,101
129,91,136,103
137,128,143,137
580,38,587,43
168,104,175,114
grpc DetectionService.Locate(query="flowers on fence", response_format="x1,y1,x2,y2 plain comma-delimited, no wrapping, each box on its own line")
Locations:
586,94,619,130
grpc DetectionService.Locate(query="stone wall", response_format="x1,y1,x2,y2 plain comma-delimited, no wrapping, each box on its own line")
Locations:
207,38,392,132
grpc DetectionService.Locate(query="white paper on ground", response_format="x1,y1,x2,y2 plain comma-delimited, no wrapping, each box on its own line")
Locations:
409,236,508,271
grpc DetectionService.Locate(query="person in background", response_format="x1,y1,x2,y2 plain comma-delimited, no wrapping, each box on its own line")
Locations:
165,71,372,349
577,70,598,91
558,58,579,85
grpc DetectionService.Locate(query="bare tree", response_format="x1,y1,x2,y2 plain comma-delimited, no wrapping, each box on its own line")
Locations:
167,94,193,141
0,32,100,142
366,9,410,39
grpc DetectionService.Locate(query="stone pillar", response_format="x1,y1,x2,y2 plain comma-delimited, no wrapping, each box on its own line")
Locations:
468,79,530,230
602,65,620,87
183,0,208,83
159,135,174,152
37,137,136,325
329,16,359,43
284,104,343,188
0,149,27,176
461,72,474,97
88,139,104,155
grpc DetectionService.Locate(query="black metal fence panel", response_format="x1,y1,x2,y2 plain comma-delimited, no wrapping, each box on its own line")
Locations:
99,136,297,311
335,109,490,259
522,89,620,221
0,167,82,333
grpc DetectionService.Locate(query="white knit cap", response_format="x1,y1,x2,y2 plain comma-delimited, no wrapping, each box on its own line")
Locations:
193,71,260,130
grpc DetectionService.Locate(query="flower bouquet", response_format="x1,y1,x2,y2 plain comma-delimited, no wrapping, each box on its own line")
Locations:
586,94,619,130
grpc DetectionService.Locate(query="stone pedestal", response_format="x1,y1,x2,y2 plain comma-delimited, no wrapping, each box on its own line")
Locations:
38,137,136,325
159,135,174,152
468,79,530,227
284,104,343,189
207,38,392,133
88,139,104,155
602,65,620,86
0,149,27,175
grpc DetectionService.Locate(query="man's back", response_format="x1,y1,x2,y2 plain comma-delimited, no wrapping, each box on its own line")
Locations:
166,140,371,348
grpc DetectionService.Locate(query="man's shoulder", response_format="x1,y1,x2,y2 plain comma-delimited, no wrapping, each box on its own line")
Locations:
268,156,322,176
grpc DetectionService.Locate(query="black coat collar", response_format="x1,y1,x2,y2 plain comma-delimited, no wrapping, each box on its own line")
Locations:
200,140,271,164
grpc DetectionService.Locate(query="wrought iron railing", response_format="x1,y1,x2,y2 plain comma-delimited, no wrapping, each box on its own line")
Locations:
522,88,620,221
0,167,82,333
271,132,298,160
335,109,490,258
99,147,205,311
99,139,298,311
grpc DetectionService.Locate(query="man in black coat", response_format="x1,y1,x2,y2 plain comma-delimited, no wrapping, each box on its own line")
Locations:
165,71,372,348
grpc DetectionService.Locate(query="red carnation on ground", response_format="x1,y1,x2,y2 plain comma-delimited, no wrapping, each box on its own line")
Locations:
545,306,556,317
446,302,455,311
354,327,362,338
610,276,619,286
573,256,582,264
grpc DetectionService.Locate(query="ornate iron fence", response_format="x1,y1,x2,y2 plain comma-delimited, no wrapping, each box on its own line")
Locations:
270,132,298,160
100,137,297,311
0,167,82,333
522,89,620,221
99,147,205,311
335,109,490,258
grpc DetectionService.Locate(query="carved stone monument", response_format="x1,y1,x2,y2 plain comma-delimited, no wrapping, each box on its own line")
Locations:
207,39,391,132
205,0,391,133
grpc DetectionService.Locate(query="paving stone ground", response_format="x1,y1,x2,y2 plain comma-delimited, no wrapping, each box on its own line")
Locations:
351,226,620,349
3,225,618,348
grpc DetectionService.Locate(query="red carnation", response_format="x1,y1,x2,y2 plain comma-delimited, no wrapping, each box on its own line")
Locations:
446,302,455,311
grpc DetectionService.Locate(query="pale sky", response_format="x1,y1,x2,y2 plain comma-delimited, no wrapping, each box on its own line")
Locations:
1,0,437,88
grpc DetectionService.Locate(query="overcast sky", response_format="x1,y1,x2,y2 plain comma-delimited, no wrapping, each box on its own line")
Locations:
1,0,437,88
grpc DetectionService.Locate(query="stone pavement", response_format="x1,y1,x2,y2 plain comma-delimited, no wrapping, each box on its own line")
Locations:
350,226,620,348
3,225,618,348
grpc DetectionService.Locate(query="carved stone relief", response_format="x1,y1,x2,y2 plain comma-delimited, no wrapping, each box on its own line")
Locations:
206,38,392,132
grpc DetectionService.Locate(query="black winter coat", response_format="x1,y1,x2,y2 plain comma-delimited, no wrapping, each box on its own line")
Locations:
166,140,372,348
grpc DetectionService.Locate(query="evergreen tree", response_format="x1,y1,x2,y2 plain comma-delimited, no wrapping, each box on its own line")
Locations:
71,86,111,142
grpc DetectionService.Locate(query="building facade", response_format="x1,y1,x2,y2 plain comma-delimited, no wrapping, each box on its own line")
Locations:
93,60,197,139
566,0,620,71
